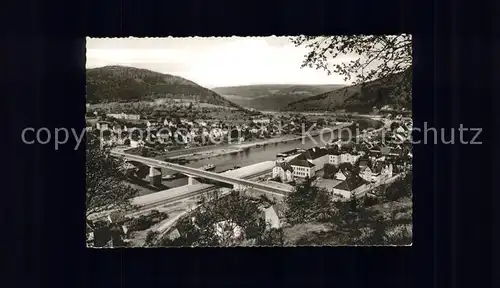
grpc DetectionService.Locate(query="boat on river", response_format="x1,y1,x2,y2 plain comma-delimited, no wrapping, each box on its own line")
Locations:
201,164,216,171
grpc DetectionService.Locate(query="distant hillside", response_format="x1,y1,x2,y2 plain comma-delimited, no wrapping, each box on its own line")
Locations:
286,69,412,113
86,66,240,108
212,84,345,111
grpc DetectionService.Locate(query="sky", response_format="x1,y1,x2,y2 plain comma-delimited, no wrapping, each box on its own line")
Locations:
86,37,358,88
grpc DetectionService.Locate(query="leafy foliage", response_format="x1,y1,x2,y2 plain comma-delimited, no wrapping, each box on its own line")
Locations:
323,163,339,179
158,191,267,247
288,35,412,112
125,210,169,232
86,133,138,218
291,35,411,98
285,176,412,246
257,228,285,246
383,171,412,201
144,230,160,246
285,178,335,225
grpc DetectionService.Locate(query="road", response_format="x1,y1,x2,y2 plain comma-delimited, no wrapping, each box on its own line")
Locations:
88,166,274,221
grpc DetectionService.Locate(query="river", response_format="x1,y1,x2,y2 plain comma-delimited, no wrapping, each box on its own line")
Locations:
158,117,384,188
160,131,345,188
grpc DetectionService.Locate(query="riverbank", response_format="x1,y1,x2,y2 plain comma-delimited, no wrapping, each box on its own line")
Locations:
166,123,353,161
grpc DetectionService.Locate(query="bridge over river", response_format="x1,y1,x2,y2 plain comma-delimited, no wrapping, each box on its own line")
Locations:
88,153,291,221
111,151,292,195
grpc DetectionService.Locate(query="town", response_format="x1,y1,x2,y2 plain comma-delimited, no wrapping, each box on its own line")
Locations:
86,36,413,247
86,103,412,247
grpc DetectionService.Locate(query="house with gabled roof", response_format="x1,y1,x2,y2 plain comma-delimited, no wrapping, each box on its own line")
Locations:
272,160,294,183
332,174,368,198
334,168,353,181
359,165,373,182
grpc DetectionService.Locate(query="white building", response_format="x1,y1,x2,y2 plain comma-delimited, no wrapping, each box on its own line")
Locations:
288,154,315,178
129,139,144,148
363,162,394,182
359,166,373,182
252,118,271,124
331,174,367,199
272,161,294,183
107,113,140,120
329,151,361,166
284,147,330,178
96,121,111,131
146,120,159,128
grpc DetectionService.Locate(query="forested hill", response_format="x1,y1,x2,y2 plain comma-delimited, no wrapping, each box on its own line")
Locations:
286,69,412,113
86,66,240,108
212,84,345,111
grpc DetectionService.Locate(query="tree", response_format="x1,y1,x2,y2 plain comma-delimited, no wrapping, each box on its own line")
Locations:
349,191,359,212
159,191,265,247
257,228,285,246
144,230,160,247
323,163,338,179
384,224,412,245
291,35,412,101
285,179,334,225
86,133,138,219
339,162,353,171
383,171,412,201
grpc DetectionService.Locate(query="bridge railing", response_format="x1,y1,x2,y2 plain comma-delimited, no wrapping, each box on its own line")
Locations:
111,151,291,195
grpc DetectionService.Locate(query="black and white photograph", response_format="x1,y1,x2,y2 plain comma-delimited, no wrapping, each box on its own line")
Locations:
85,36,413,247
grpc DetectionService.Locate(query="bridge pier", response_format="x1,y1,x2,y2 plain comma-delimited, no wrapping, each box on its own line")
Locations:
113,153,292,196
149,166,162,187
187,175,199,186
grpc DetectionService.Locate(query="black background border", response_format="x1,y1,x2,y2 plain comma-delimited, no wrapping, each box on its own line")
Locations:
2,0,495,287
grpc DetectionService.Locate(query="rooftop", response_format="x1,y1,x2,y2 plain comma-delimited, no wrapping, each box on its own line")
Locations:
275,161,294,172
333,176,366,191
303,147,329,160
132,183,213,206
222,161,275,178
314,178,343,190
289,154,316,168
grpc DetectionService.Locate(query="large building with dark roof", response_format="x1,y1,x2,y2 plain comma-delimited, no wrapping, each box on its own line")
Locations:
274,146,365,179
288,154,316,178
332,174,368,198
